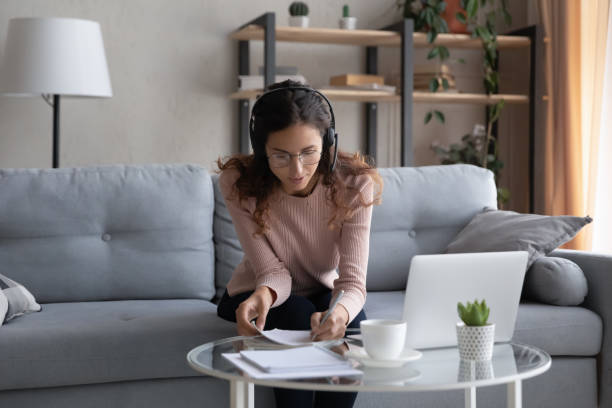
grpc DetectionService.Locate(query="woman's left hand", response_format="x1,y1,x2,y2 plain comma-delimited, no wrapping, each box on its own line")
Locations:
310,305,349,341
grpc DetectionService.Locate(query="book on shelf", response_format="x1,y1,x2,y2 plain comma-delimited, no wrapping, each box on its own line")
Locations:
329,73,385,86
414,63,452,76
238,74,307,90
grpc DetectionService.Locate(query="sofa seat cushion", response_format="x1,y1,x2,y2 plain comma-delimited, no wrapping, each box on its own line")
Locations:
0,299,237,391
513,302,602,356
363,292,602,357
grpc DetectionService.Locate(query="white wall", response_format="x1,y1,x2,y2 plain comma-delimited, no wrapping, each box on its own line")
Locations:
0,0,526,176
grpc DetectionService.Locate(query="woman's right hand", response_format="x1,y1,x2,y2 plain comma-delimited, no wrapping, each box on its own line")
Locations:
235,286,276,336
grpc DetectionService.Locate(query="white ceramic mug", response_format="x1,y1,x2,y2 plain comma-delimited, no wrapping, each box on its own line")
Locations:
360,319,407,360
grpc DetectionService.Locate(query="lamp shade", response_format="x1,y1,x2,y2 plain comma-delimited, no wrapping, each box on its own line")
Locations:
0,17,112,97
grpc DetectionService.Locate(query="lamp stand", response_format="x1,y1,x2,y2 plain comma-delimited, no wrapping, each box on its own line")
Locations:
52,94,60,168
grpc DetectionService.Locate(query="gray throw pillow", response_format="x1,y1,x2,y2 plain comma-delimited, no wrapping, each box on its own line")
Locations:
523,257,588,306
0,273,42,323
445,207,592,268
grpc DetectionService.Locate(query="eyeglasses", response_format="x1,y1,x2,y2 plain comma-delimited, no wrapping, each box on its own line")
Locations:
267,150,322,168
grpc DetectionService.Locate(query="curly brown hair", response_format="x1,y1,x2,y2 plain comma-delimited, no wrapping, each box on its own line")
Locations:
217,80,383,235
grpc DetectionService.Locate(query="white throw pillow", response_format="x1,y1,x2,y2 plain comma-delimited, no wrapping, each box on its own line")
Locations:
0,273,42,323
0,290,8,324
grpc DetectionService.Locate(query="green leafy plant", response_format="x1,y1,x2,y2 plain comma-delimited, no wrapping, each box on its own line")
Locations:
398,0,452,125
461,0,511,162
343,4,350,18
457,299,490,326
424,0,512,205
431,124,510,205
289,2,309,17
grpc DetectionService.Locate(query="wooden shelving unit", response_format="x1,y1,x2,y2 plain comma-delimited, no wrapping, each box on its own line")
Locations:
230,89,529,105
230,12,538,207
230,24,531,49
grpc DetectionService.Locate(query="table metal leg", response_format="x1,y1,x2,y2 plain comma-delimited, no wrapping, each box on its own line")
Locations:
507,380,522,408
465,386,476,408
230,379,254,408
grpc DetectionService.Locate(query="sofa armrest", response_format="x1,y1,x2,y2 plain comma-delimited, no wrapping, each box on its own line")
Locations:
551,249,612,407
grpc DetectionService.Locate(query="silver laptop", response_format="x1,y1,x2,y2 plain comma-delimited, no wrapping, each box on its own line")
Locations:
402,251,528,350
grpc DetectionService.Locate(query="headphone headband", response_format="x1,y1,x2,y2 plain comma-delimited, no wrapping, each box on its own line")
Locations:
249,85,338,172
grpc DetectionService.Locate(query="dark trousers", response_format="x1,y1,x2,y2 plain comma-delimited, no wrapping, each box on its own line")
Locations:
218,289,366,408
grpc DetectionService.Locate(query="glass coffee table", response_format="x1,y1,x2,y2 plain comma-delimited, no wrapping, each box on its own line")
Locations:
187,335,550,408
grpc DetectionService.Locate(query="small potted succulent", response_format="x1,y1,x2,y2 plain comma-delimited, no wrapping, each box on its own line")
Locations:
289,2,309,28
339,5,357,30
456,299,495,361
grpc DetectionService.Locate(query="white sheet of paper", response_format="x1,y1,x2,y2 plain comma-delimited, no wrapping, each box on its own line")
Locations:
259,328,315,346
222,353,363,379
250,322,343,347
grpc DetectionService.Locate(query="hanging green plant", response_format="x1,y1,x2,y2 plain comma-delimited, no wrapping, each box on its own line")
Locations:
429,0,512,205
398,0,453,125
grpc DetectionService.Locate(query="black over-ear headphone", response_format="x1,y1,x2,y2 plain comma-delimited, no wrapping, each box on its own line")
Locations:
249,86,339,172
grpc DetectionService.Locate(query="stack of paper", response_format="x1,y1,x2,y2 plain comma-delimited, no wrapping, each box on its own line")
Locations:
222,346,362,379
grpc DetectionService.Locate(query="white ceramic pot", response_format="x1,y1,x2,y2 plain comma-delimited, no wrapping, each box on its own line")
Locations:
339,17,357,30
289,16,309,28
456,322,495,361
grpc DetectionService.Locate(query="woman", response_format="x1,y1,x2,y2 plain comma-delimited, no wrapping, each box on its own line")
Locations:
216,80,383,408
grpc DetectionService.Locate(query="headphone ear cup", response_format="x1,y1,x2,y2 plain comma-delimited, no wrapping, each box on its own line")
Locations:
326,128,335,147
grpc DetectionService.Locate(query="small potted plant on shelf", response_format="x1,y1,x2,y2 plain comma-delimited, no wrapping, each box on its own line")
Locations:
339,5,357,30
289,2,309,28
456,299,495,361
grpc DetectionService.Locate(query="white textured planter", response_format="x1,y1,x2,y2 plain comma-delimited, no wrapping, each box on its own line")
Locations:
456,322,495,361
339,17,357,30
289,16,309,28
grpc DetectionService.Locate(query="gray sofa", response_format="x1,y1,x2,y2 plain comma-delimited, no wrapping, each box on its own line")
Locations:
0,163,608,408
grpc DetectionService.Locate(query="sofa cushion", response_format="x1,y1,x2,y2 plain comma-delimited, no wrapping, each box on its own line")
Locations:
363,292,602,357
0,299,237,391
367,165,498,292
523,257,588,306
513,302,602,356
0,164,216,302
444,207,592,268
212,174,243,300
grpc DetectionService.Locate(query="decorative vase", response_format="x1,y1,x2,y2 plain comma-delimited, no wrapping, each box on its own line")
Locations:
339,17,357,30
289,16,309,28
456,322,495,361
441,0,469,34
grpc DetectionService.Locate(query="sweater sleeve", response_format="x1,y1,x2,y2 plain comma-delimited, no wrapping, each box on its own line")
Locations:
334,176,374,324
218,170,292,308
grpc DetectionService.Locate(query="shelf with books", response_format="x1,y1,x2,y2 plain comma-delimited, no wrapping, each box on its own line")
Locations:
230,11,539,186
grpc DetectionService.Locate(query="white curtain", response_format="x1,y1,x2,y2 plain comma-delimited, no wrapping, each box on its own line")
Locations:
593,6,612,253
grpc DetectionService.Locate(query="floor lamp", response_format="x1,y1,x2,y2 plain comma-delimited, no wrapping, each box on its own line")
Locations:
0,17,112,168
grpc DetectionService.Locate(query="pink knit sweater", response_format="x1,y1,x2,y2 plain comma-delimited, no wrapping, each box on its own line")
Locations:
218,168,374,323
